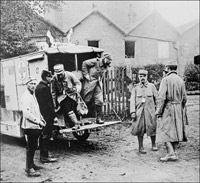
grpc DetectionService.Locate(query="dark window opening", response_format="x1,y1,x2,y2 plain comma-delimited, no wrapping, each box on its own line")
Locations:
88,40,99,48
125,41,135,58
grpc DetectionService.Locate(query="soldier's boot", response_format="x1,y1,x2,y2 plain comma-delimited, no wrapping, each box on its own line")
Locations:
172,142,179,158
29,149,43,170
150,135,158,151
25,150,41,177
40,137,58,163
95,105,104,124
160,142,178,162
138,136,146,154
68,111,80,130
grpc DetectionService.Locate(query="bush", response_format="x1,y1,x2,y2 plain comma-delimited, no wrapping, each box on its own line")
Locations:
184,63,200,91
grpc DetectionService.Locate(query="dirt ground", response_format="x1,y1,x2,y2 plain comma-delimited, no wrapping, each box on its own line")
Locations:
0,95,199,182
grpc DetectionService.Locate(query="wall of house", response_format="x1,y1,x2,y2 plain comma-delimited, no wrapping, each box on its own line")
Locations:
177,24,200,76
124,37,177,68
68,13,125,66
125,12,179,68
129,11,180,41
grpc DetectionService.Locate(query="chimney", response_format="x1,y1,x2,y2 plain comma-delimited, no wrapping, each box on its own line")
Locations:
92,3,97,9
128,4,136,28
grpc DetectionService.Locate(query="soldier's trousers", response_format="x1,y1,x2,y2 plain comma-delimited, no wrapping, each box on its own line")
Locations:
24,129,41,169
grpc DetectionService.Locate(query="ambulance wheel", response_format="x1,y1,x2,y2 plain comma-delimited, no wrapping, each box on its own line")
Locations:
73,130,90,141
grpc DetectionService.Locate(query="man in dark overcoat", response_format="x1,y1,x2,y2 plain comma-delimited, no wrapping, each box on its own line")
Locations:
35,70,58,163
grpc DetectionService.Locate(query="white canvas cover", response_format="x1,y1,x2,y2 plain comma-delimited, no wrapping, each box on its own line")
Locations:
45,43,104,54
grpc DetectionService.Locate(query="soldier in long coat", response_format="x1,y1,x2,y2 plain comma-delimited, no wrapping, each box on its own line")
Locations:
156,61,187,161
81,53,112,124
130,70,158,154
156,60,188,162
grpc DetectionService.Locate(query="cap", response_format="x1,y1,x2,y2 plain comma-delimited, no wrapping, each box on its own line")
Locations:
103,53,112,60
102,53,112,67
103,52,112,60
53,64,64,74
139,69,148,75
41,70,52,78
166,60,178,66
26,76,37,85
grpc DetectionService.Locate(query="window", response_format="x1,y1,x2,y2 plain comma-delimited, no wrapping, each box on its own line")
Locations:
125,41,135,58
88,40,99,48
158,42,169,58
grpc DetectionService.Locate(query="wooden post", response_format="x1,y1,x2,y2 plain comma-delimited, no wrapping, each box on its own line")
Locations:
117,68,121,115
111,70,114,118
106,70,110,114
114,67,117,113
122,67,125,115
75,54,78,72
103,71,106,115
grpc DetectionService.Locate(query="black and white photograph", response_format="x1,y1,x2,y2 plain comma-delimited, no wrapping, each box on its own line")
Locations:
0,1,199,182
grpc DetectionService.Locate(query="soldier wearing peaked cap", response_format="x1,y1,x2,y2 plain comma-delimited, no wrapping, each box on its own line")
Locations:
138,69,148,75
51,64,82,130
81,52,112,124
166,59,178,66
156,60,188,162
130,69,158,154
35,70,58,163
21,76,46,177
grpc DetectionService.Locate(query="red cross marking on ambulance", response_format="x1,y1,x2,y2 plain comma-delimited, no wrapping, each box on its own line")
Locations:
18,61,26,80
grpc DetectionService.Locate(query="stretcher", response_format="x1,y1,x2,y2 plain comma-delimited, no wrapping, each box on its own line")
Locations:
54,117,122,141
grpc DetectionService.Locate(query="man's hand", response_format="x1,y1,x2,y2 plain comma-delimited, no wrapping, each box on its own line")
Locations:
84,74,90,81
131,112,136,121
156,115,162,118
155,112,162,118
54,117,58,123
39,120,46,127
65,87,77,94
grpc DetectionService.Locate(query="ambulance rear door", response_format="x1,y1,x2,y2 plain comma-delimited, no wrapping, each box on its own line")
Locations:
28,52,48,82
1,59,19,110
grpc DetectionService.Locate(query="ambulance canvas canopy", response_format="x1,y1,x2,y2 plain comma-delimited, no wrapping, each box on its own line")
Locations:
45,43,103,54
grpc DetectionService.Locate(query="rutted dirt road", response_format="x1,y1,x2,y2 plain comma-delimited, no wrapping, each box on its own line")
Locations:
0,95,199,182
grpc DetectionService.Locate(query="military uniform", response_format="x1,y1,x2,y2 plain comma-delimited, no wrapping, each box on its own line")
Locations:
51,64,82,128
156,60,188,161
130,69,158,154
156,72,187,143
130,82,157,136
81,53,112,124
82,57,105,106
35,70,58,163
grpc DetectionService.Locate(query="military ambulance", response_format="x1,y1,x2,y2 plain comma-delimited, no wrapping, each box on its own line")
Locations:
0,42,121,141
